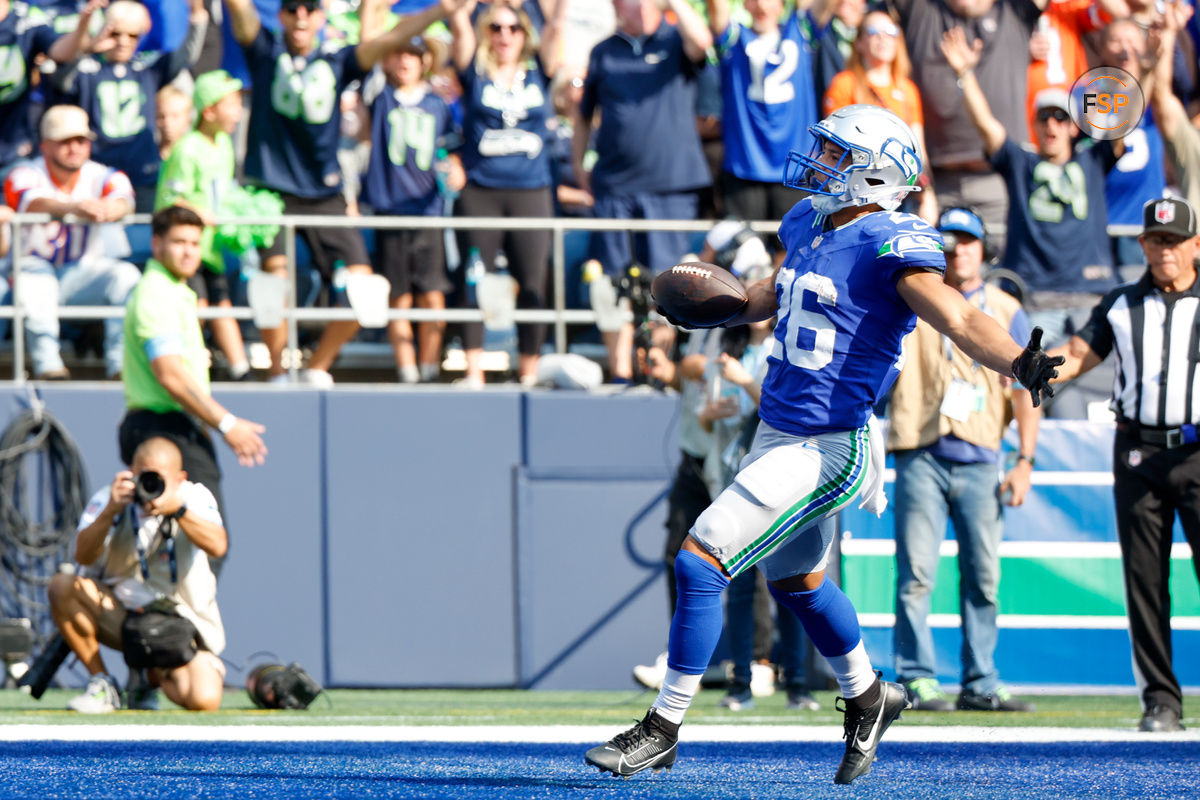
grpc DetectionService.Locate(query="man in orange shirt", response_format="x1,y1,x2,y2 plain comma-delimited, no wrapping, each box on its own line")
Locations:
1027,0,1128,144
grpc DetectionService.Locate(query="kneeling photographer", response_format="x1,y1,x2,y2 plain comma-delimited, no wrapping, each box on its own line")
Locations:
48,436,227,713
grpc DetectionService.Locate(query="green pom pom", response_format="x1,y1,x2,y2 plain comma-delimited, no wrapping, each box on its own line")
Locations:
213,187,284,254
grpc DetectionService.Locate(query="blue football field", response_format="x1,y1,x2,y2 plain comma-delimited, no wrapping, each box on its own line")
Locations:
5,729,1199,799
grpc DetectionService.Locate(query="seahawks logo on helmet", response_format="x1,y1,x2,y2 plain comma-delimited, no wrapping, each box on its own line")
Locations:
877,234,943,258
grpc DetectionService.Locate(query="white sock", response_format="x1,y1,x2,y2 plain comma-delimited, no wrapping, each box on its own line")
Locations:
826,641,877,698
228,361,250,380
419,363,439,382
398,365,420,384
651,668,703,725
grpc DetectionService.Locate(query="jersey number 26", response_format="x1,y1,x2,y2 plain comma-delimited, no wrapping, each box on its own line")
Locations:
772,269,837,370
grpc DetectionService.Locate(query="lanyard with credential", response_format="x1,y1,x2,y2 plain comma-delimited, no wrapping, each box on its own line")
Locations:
132,507,178,585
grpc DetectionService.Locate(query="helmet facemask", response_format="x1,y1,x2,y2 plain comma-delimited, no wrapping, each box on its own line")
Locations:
784,107,923,215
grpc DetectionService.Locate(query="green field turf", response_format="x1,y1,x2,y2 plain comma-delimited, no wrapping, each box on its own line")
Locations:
0,688,1178,731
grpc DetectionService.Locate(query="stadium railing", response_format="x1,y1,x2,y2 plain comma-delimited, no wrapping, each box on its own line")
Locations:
0,214,1146,383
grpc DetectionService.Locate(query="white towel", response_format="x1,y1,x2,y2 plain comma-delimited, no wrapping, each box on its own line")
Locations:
857,416,889,516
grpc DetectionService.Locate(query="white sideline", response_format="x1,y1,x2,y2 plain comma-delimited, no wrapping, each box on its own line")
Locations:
2,724,1197,743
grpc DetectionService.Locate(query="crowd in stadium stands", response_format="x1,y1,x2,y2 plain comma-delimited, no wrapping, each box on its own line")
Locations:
0,0,1199,397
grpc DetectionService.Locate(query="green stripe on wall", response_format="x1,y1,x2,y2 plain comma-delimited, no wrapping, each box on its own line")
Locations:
843,553,1200,617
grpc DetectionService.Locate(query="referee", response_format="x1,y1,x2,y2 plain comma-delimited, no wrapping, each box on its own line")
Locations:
1051,196,1200,733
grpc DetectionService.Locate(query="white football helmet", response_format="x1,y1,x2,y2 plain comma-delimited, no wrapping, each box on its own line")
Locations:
783,104,923,215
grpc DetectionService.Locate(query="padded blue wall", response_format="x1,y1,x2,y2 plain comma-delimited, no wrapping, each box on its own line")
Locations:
1,385,1191,691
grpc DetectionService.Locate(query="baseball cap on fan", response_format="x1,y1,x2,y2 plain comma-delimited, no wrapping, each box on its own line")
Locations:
1034,87,1071,114
1142,197,1197,239
40,105,95,142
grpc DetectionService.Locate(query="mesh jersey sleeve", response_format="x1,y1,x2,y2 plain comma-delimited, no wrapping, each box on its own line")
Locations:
871,213,946,286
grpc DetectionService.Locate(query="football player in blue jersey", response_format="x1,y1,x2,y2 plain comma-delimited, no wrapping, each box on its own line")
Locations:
585,104,1063,786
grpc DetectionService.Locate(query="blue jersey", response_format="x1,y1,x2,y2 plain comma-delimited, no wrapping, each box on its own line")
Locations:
991,136,1117,293
1105,112,1166,228
359,72,457,215
60,51,189,187
580,24,710,195
0,4,59,164
716,14,816,183
759,199,945,436
243,27,364,198
458,54,553,189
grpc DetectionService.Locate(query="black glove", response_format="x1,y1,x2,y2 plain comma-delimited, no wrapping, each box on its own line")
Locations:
655,305,700,330
1011,327,1065,408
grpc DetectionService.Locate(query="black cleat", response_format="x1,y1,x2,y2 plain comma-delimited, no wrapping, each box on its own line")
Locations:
834,680,909,785
585,708,679,777
1139,705,1185,732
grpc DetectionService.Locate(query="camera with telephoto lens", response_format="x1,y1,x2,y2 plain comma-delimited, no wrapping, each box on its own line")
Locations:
134,470,165,506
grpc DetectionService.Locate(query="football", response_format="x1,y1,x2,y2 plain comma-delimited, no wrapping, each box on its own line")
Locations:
651,261,748,328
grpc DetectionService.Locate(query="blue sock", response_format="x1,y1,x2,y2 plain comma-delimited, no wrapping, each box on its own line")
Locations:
769,577,862,659
667,551,729,674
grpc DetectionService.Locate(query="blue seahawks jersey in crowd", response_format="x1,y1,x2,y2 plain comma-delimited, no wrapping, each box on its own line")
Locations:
759,199,946,436
1105,112,1165,227
716,13,816,183
0,4,59,164
62,51,188,187
359,71,457,215
457,55,553,189
243,27,364,198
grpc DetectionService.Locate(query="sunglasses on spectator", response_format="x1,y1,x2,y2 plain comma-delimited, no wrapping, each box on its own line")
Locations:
1036,108,1071,123
489,22,522,34
864,24,899,37
282,1,320,13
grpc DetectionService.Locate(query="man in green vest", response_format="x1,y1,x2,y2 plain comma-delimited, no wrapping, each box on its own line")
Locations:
119,205,268,567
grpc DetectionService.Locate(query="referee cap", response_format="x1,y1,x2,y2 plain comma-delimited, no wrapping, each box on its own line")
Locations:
1142,197,1197,238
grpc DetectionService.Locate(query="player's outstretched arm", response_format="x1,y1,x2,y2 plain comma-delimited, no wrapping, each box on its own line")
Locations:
898,269,1024,375
899,270,1065,405
721,267,780,326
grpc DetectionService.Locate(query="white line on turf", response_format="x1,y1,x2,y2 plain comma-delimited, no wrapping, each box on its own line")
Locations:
1,725,1196,743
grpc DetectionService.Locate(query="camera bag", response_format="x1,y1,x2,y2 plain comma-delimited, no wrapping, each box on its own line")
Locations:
121,608,198,670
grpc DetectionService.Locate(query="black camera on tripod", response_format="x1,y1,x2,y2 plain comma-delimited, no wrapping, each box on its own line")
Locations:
134,471,165,506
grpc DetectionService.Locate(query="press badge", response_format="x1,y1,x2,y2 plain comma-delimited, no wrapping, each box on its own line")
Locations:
940,378,984,422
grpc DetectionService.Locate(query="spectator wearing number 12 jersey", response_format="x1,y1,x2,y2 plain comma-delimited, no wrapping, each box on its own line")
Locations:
706,0,815,242
49,0,209,210
224,0,469,384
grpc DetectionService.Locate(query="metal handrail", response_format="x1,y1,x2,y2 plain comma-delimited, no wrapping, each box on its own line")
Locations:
0,212,1144,383
3,213,782,383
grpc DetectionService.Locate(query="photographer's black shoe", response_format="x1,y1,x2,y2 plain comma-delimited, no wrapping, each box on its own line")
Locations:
1139,705,1185,732
834,680,909,785
585,708,679,777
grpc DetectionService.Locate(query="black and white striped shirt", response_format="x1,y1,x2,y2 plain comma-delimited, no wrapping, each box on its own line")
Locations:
1078,274,1200,427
